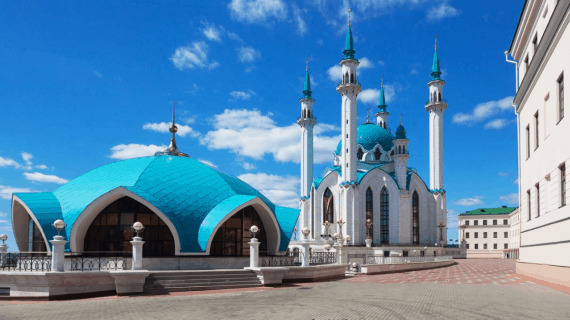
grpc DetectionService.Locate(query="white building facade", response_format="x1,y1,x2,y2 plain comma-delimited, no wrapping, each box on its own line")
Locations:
507,0,570,286
295,17,448,252
507,208,521,259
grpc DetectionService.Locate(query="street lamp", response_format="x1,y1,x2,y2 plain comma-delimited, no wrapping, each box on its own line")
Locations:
365,219,373,240
249,225,260,239
324,244,332,252
52,219,66,236
437,222,446,244
323,221,331,241
0,234,7,245
337,218,345,243
293,226,298,241
345,234,351,246
301,227,310,241
132,221,145,238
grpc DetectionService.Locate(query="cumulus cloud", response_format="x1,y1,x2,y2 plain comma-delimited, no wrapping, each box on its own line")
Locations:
0,185,37,200
21,152,33,166
35,164,48,170
357,85,396,104
142,122,200,138
452,196,483,206
170,41,220,71
292,5,307,35
228,0,287,24
201,109,340,164
327,57,374,82
499,193,519,205
484,119,510,130
513,178,519,185
238,172,299,207
447,209,459,229
453,96,514,126
229,90,256,101
24,172,68,184
427,3,461,21
0,156,20,169
201,22,223,42
198,159,217,168
237,46,260,63
109,144,167,160
242,162,256,170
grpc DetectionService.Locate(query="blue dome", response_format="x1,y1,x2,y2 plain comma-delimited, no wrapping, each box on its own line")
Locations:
335,123,395,154
396,124,407,139
12,156,298,253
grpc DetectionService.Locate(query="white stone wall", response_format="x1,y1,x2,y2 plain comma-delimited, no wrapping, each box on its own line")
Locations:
458,215,511,252
339,60,360,183
300,98,315,198
509,208,521,251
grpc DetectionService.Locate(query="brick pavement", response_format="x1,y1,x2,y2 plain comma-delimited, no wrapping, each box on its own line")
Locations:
0,259,569,320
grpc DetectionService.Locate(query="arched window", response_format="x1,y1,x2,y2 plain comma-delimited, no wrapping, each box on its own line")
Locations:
84,196,175,256
323,188,334,225
350,73,354,83
311,187,315,238
412,191,419,245
357,148,363,160
366,188,373,240
438,92,442,102
391,150,394,156
403,146,406,154
28,220,46,252
374,149,381,161
344,72,349,84
307,110,311,118
211,205,267,256
380,188,389,244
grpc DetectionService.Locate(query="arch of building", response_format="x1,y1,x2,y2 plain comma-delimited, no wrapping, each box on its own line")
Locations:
11,196,51,253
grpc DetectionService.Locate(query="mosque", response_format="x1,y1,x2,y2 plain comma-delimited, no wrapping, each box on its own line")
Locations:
295,15,448,250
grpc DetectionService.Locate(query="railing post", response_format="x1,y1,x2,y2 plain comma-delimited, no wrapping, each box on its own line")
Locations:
248,238,260,268
0,242,6,267
300,242,311,267
131,236,145,270
50,235,67,272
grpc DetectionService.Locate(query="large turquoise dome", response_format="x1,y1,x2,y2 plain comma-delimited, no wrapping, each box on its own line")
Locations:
335,123,395,154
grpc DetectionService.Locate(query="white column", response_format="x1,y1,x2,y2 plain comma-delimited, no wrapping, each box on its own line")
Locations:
0,243,7,266
300,241,311,267
249,239,260,268
50,235,67,272
130,236,145,270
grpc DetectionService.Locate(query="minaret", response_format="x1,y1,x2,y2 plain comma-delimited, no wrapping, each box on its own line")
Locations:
376,78,389,129
154,102,190,157
425,37,447,191
298,60,317,198
336,9,362,183
392,117,409,189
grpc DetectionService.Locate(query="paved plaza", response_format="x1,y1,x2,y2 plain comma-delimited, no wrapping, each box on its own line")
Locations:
1,259,569,320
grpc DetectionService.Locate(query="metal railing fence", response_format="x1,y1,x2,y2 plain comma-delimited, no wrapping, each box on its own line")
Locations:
69,251,129,271
260,251,301,267
309,252,336,265
0,252,51,272
347,254,453,265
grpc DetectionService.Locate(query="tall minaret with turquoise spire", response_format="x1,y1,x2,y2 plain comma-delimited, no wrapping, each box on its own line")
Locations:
298,59,317,199
336,8,362,183
425,36,447,246
376,77,389,129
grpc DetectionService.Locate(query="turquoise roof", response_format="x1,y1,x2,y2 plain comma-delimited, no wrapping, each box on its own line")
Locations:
14,156,298,252
431,48,442,81
302,68,312,99
335,123,395,154
378,84,387,112
395,124,406,139
343,26,355,59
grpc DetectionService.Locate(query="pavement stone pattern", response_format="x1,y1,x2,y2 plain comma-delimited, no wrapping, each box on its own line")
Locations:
1,259,569,320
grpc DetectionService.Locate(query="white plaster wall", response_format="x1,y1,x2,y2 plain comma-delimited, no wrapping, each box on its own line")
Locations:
458,215,511,251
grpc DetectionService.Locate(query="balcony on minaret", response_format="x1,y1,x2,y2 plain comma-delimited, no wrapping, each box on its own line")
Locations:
297,110,317,126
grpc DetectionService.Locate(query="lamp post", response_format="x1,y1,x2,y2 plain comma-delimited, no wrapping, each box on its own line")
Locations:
459,223,467,249
293,226,297,241
0,234,7,266
336,219,345,246
365,219,373,247
248,225,260,268
300,227,311,267
130,222,145,270
345,235,352,246
50,219,67,272
323,221,331,243
437,222,446,247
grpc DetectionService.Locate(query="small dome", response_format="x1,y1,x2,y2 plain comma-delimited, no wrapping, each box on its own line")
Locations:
395,124,406,139
335,123,395,154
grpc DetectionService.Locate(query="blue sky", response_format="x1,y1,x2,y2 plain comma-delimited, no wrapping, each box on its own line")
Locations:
0,0,521,250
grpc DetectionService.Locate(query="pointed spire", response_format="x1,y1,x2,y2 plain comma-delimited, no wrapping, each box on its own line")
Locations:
302,58,312,99
378,76,387,113
365,106,372,124
431,36,442,81
343,8,356,60
154,102,190,158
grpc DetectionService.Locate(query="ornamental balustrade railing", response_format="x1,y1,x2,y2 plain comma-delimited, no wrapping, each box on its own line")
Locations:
347,254,453,265
69,251,129,271
343,243,446,248
259,251,302,267
0,252,51,272
309,252,336,265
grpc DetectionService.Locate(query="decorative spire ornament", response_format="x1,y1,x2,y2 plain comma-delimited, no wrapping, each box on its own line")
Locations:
154,102,190,157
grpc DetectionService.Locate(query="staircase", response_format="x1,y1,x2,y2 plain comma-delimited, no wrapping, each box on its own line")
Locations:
144,269,263,294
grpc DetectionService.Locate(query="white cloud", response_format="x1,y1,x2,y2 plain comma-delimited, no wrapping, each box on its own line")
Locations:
143,122,200,138
171,41,220,71
242,162,256,170
227,32,244,43
498,172,509,177
109,144,167,160
24,172,68,184
513,178,519,185
292,5,307,35
238,172,299,207
0,220,7,224
358,57,374,69
94,71,103,78
327,57,374,82
237,46,260,63
198,159,217,168
452,196,483,206
357,85,396,105
21,152,33,166
484,119,510,130
201,109,340,164
244,66,256,73
229,90,256,101
201,22,223,42
0,156,20,169
0,185,37,200
427,3,461,21
228,0,287,24
453,96,514,126
0,211,7,217
499,193,519,205
35,164,48,170
446,209,459,229
185,83,201,95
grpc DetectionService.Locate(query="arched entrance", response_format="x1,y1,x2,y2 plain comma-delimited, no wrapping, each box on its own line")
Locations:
210,205,267,256
83,196,175,256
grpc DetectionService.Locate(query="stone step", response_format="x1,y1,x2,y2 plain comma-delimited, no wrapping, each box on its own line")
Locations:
147,273,258,281
148,270,255,277
145,282,263,293
146,277,260,285
146,279,262,289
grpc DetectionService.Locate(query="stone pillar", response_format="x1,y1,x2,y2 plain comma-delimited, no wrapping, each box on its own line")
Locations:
300,242,311,267
337,245,347,265
0,243,7,266
50,235,67,272
365,239,372,248
130,236,145,271
249,238,260,268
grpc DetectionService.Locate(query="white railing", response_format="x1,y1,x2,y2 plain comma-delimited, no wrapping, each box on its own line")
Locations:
348,254,453,265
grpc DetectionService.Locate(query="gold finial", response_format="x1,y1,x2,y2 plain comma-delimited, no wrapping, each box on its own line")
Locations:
348,8,352,26
365,106,371,124
435,35,438,51
306,58,309,72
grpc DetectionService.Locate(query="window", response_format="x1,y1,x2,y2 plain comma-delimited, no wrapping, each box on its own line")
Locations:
493,220,497,225
403,250,408,257
465,220,470,226
323,188,334,226
532,33,538,54
524,54,529,70
211,205,267,256
494,243,498,249
381,187,390,244
493,232,497,238
412,191,419,245
483,232,487,239
475,244,479,250
484,244,488,250
527,190,531,220
466,232,470,239
483,220,487,226
504,232,508,238
374,149,381,161
420,250,425,256
474,220,478,226
503,219,508,225
475,232,478,239
357,148,364,160
28,220,47,252
526,125,530,159
535,112,539,149
504,243,508,249
536,183,540,217
466,244,470,249
559,73,564,121
561,164,567,207
366,188,373,240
